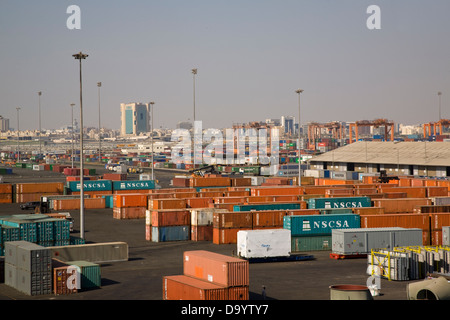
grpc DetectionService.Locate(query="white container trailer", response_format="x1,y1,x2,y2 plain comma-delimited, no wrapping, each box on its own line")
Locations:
332,227,423,255
237,229,291,258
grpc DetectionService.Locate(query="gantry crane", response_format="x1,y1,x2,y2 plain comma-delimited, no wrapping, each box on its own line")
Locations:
348,119,395,143
307,121,344,150
423,119,450,138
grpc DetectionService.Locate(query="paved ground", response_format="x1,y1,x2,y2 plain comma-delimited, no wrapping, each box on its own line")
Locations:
0,165,432,314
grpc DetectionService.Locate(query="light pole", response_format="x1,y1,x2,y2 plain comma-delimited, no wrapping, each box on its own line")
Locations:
16,107,21,162
73,51,88,240
438,91,442,121
192,68,197,123
38,91,42,157
97,82,102,163
70,103,75,168
150,101,155,180
295,89,303,187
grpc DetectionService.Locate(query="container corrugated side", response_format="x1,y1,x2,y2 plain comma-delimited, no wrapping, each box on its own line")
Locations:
283,214,361,236
183,250,249,287
307,197,371,209
163,275,228,300
151,225,190,242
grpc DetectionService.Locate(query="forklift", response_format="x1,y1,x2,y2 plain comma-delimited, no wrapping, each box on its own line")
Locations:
377,170,399,183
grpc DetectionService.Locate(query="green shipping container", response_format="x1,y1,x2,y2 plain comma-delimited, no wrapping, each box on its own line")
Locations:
68,180,112,192
291,235,332,252
308,197,371,209
66,260,101,289
283,214,360,236
112,180,155,191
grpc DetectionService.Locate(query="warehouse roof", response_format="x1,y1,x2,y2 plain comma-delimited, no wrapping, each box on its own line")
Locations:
309,141,450,167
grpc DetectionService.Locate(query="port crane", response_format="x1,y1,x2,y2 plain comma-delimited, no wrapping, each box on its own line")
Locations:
423,119,450,138
348,119,395,143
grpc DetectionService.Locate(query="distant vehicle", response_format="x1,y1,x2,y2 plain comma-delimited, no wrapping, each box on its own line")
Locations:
20,201,41,210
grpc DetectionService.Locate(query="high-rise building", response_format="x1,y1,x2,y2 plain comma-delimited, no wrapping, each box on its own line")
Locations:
281,116,295,135
120,102,150,136
0,115,9,132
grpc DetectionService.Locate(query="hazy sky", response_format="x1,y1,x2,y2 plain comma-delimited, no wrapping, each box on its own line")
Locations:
1,1,449,131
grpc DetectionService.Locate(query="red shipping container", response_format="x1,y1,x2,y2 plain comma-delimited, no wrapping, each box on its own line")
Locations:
151,209,190,226
183,250,249,287
427,187,449,197
113,206,146,219
191,225,213,241
186,197,213,208
213,211,252,229
163,275,228,300
251,210,286,228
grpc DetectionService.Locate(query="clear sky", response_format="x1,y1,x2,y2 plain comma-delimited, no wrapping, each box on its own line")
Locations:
1,0,449,131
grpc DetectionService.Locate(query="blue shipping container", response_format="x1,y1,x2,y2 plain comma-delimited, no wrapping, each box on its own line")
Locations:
283,214,360,236
151,225,190,242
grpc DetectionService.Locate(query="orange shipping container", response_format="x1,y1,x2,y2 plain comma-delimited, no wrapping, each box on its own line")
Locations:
427,187,448,197
151,209,190,226
53,198,105,210
149,198,187,210
360,213,430,245
214,196,247,204
113,206,147,219
183,250,249,287
163,275,228,300
251,210,286,228
353,207,385,215
186,197,213,208
213,227,249,244
15,182,64,194
0,193,13,203
377,186,426,198
373,198,431,213
250,186,303,196
114,194,148,208
0,183,13,194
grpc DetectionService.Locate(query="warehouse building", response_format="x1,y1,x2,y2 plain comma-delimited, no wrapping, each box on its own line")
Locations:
308,141,450,177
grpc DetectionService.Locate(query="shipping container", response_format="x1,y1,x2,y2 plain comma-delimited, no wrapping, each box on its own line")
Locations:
332,227,423,255
283,214,361,236
113,206,147,219
163,275,233,300
213,227,251,244
183,250,249,287
291,235,331,252
113,194,148,208
373,198,432,213
67,180,112,192
52,259,78,295
151,209,190,227
149,198,187,210
191,225,213,241
307,197,371,209
237,229,291,258
65,260,101,289
233,202,306,212
152,225,190,242
213,211,252,229
112,180,155,191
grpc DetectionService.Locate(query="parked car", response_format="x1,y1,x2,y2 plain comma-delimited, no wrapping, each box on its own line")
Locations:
19,201,41,210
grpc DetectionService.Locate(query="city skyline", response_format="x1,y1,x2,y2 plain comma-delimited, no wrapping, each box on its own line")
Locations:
1,1,449,131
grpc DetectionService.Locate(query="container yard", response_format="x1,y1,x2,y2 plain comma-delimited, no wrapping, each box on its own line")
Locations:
0,163,449,307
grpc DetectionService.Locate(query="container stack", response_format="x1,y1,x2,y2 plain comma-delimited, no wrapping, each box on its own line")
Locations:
150,209,190,242
15,182,65,203
65,260,101,289
0,214,73,253
163,250,249,300
0,183,13,204
283,214,361,252
4,241,52,295
113,194,148,219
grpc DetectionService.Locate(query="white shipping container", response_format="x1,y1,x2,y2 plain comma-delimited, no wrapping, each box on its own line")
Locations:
332,227,423,255
432,197,450,206
237,229,291,258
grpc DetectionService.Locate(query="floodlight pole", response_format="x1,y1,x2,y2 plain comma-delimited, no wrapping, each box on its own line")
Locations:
73,51,88,240
295,89,303,187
